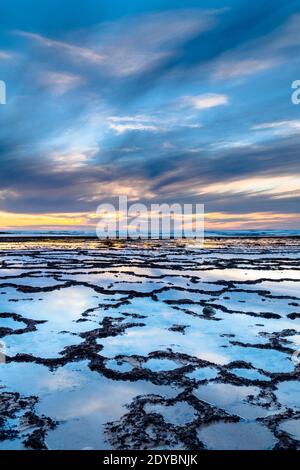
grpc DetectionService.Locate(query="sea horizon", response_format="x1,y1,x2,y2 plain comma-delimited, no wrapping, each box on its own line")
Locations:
0,229,300,238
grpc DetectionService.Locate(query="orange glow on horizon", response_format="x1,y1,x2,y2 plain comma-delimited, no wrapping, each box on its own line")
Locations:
0,210,299,231
0,211,93,228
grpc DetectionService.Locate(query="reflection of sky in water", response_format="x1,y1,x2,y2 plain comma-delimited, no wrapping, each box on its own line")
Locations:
4,276,67,288
144,358,179,372
39,362,181,450
231,368,271,381
0,286,122,334
62,272,169,293
98,324,230,365
186,367,218,381
4,327,83,358
98,298,183,355
0,316,26,329
197,422,276,450
226,346,294,373
106,359,133,373
194,383,276,419
157,289,212,302
1,360,182,450
193,268,300,283
279,419,300,442
0,268,23,277
275,381,300,409
238,280,300,297
210,290,298,316
144,402,196,425
284,335,300,349
98,296,295,371
0,362,85,395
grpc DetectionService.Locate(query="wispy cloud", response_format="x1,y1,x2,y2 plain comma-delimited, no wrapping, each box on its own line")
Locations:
212,59,276,79
196,175,300,200
202,13,300,82
184,93,229,110
17,31,105,64
109,123,160,134
107,115,161,134
16,10,216,77
0,189,19,200
0,50,14,60
39,71,84,95
205,211,300,229
252,120,300,136
80,179,154,202
51,146,98,171
93,10,217,77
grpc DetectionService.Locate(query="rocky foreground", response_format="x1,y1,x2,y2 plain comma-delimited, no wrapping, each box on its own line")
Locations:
0,237,299,450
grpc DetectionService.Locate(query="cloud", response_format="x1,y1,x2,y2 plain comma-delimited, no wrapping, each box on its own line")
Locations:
39,71,84,95
252,120,300,136
80,179,155,202
16,31,105,64
196,175,300,200
205,211,300,230
188,11,300,83
210,140,254,150
107,114,202,135
0,50,14,60
92,10,217,77
0,189,19,200
107,115,162,134
51,146,99,171
109,123,159,134
270,13,300,50
16,9,216,78
212,59,276,79
109,123,160,135
184,93,229,110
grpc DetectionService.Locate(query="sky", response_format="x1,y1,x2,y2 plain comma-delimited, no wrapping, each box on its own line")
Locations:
0,0,300,231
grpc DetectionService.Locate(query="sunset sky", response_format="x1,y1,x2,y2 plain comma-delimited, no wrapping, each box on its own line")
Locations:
0,0,300,231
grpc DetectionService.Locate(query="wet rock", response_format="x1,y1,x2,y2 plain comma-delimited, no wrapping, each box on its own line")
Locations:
202,306,216,317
